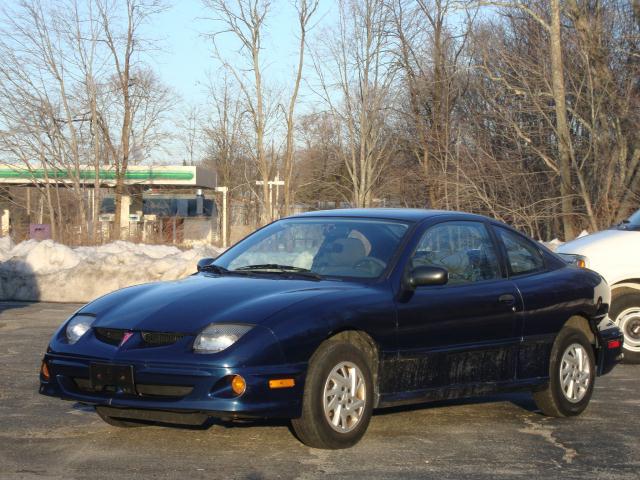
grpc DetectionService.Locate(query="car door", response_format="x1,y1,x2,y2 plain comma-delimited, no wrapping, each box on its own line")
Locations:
394,220,523,392
492,226,575,380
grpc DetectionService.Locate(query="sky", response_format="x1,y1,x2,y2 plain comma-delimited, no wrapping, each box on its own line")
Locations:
138,0,338,164
2,0,474,165
147,0,336,108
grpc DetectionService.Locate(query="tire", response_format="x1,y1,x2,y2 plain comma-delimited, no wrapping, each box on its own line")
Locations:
291,340,374,449
532,326,596,417
96,406,145,428
610,290,640,364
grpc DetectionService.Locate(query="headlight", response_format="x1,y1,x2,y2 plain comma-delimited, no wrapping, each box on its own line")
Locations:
65,314,95,344
193,324,253,354
558,253,589,268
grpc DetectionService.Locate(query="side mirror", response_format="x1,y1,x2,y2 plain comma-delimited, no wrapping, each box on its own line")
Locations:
407,266,448,288
197,257,216,272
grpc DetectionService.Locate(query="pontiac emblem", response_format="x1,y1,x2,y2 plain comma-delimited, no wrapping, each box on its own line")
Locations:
119,331,134,347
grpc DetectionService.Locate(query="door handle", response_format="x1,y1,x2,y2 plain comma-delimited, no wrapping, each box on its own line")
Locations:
498,294,516,305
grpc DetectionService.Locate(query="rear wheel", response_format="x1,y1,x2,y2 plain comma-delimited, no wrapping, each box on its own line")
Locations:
610,290,640,364
291,340,373,449
532,326,595,417
96,406,146,428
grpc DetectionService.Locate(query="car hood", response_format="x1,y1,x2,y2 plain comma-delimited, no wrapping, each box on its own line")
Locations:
557,229,640,256
82,273,356,334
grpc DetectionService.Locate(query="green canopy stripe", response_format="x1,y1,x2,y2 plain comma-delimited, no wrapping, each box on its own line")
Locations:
0,168,194,181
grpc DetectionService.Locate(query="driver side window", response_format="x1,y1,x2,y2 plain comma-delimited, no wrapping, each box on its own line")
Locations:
411,222,501,285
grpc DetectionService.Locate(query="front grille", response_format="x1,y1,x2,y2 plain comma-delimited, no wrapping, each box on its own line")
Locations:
136,384,193,397
94,328,184,347
72,378,193,398
94,328,126,345
141,332,185,346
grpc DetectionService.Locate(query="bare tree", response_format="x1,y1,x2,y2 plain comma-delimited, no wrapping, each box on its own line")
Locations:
563,0,640,227
469,0,575,237
282,0,320,215
95,0,168,238
177,104,204,166
0,0,95,239
313,0,397,208
203,0,278,224
68,0,104,241
295,111,351,206
388,0,475,208
202,75,249,244
0,0,172,242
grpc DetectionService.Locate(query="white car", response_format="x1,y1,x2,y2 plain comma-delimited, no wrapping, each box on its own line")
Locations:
557,209,640,363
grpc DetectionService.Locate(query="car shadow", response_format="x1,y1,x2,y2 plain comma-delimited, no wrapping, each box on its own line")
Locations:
372,390,539,417
0,300,36,315
76,391,540,432
0,258,41,311
72,402,290,431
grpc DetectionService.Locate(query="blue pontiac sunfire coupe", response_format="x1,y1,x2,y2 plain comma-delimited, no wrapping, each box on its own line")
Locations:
40,209,623,449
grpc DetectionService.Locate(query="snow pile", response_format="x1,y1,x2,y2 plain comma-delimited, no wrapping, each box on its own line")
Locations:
0,238,223,303
543,238,564,250
0,235,13,254
541,230,590,251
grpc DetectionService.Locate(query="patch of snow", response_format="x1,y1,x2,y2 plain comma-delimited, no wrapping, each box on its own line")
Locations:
542,238,564,251
0,237,223,303
0,235,13,255
540,230,591,251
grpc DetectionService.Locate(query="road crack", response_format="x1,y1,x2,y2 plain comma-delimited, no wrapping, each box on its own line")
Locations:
519,417,577,464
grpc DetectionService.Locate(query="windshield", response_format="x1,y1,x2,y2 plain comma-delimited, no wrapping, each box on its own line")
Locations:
213,217,411,279
614,209,640,231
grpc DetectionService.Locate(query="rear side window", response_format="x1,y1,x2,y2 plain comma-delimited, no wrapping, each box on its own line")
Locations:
497,227,545,276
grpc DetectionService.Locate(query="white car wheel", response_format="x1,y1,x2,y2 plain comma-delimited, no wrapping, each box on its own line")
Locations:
616,307,640,352
610,290,640,363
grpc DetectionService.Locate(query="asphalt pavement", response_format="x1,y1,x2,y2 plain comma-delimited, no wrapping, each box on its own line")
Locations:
1,301,638,479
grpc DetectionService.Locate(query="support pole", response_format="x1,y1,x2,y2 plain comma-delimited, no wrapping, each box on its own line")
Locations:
216,186,228,248
0,209,9,237
120,194,131,238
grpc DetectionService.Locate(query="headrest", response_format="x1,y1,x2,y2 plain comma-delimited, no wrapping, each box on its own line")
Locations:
325,237,366,267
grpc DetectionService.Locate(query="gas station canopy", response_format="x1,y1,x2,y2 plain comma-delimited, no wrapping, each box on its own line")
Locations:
0,165,217,189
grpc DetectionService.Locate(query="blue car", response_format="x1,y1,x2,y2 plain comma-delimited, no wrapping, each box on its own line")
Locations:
39,209,623,448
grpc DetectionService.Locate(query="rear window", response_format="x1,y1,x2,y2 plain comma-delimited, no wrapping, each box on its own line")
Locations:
497,227,545,276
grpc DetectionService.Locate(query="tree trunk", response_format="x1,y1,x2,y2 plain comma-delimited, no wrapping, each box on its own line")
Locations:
550,0,575,240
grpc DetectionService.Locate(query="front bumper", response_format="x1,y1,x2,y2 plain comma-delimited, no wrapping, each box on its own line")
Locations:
39,352,306,419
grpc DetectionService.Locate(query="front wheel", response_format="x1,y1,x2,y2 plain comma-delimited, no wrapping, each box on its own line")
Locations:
291,340,373,449
610,290,640,364
532,326,596,417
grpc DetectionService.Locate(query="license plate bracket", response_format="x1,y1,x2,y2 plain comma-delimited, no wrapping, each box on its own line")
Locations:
90,363,136,395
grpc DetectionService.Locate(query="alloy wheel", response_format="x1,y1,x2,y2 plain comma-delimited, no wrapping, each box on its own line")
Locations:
322,361,367,433
559,343,591,403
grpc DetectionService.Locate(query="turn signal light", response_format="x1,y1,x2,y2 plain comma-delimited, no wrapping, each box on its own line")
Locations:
576,259,587,268
269,378,295,389
607,339,621,349
40,360,50,381
230,375,246,395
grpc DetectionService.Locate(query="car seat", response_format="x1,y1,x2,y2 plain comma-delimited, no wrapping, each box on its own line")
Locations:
314,237,367,276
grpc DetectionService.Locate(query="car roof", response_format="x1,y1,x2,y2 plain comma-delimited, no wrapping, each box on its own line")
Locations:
288,208,491,223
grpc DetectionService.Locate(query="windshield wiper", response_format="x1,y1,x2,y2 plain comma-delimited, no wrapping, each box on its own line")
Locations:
199,264,231,275
234,264,322,280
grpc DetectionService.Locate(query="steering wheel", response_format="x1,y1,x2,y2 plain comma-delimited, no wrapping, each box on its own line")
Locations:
353,257,386,275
